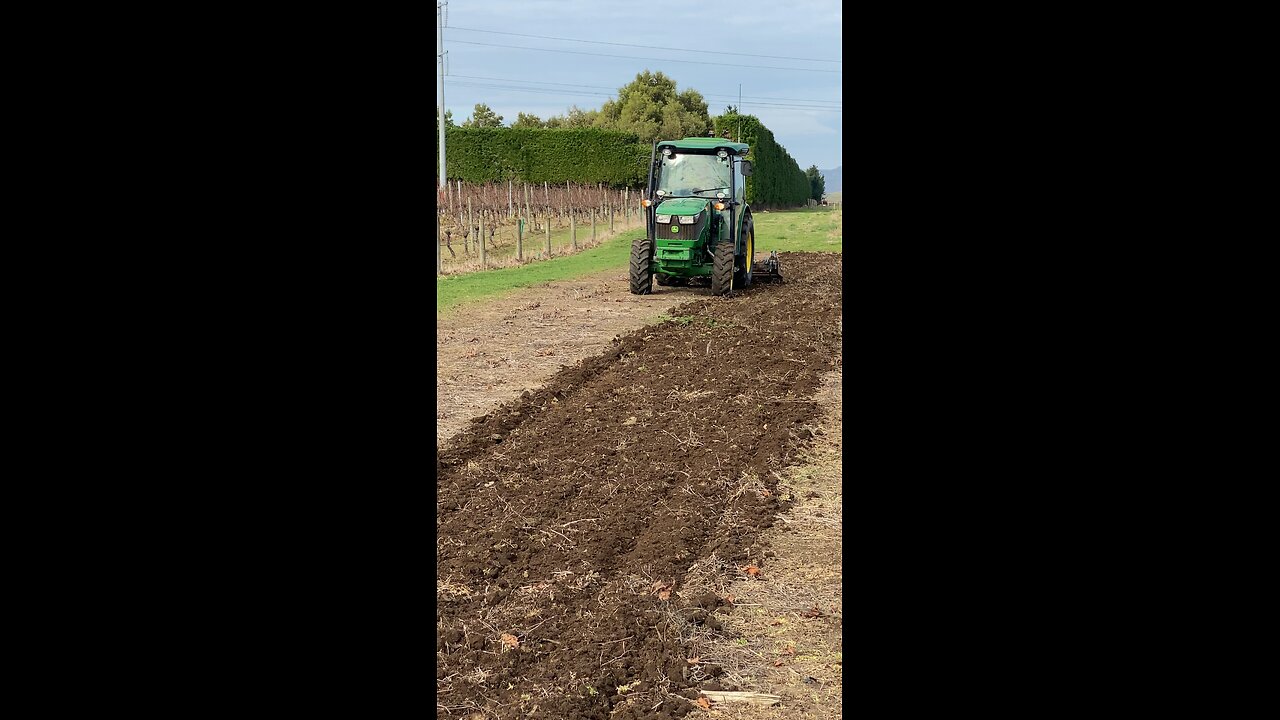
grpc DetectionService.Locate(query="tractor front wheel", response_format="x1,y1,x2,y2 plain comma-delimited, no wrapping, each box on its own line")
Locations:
629,237,653,295
711,240,735,296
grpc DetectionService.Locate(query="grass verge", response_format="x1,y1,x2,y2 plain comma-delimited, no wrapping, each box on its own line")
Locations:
436,205,841,315
437,232,639,314
752,206,842,254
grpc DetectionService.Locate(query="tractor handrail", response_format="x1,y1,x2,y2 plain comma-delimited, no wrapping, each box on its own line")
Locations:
646,140,657,196
646,140,657,243
729,155,737,253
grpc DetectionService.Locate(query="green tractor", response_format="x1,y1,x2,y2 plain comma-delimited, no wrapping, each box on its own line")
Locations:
630,137,781,296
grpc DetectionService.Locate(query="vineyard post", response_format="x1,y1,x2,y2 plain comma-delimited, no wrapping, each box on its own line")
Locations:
592,207,597,244
571,210,577,251
508,180,513,217
436,211,441,275
609,202,614,233
467,197,473,255
479,213,486,267
522,188,532,252
459,212,467,253
545,218,550,257
544,181,549,205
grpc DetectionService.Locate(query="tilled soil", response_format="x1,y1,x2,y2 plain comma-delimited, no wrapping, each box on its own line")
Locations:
436,253,842,719
437,267,704,445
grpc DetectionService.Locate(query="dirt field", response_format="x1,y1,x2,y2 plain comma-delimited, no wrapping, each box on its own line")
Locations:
438,269,709,444
684,372,842,720
437,253,842,719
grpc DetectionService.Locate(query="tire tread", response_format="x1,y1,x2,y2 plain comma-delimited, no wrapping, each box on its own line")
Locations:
629,237,653,295
711,241,734,296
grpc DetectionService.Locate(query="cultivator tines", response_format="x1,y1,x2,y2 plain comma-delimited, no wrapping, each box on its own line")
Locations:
754,251,783,283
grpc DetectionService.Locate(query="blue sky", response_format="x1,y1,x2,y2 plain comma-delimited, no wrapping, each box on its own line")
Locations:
436,0,842,172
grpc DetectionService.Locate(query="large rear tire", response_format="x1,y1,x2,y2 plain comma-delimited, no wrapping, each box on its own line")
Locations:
711,240,735,296
629,237,653,295
734,221,754,289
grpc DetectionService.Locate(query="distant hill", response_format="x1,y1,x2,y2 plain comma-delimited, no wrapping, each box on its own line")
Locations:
819,166,842,193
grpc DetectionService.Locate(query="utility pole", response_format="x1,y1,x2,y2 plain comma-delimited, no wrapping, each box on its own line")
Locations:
436,2,448,275
737,83,742,142
437,2,447,189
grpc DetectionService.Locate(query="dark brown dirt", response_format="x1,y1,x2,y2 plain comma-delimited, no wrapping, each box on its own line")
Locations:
436,252,842,719
436,266,702,445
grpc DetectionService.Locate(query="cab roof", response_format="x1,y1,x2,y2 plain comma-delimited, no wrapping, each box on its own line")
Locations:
657,138,750,155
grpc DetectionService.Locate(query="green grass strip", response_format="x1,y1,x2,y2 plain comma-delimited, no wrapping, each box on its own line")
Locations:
751,206,843,254
437,233,639,314
436,206,841,315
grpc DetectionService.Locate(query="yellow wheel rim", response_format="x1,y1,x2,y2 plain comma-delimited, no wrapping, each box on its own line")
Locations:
746,228,753,274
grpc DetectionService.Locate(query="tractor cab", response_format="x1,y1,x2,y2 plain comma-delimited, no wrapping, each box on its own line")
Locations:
630,138,778,296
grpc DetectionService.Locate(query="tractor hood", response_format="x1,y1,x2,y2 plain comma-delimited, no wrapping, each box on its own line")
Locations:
655,198,709,216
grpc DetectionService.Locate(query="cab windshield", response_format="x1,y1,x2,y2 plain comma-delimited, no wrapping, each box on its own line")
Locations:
656,153,731,197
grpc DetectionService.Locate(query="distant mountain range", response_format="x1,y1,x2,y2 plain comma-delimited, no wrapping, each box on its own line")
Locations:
819,166,842,193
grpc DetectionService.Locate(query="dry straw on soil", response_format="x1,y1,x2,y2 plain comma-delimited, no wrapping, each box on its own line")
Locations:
679,371,843,719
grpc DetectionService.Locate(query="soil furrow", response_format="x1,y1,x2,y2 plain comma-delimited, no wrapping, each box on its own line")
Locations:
437,252,842,720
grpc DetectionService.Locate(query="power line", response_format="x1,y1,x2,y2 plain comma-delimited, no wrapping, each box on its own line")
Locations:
449,80,842,112
449,82,841,112
447,39,841,73
448,81,613,99
711,99,842,111
449,74,619,91
444,25,840,64
709,92,840,106
447,73,841,106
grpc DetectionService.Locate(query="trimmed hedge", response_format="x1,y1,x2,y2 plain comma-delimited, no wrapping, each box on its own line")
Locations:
435,126,649,186
712,113,810,209
433,117,809,206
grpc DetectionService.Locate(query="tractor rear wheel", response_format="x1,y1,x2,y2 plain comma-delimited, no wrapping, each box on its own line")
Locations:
629,237,653,295
711,240,735,296
734,221,755,289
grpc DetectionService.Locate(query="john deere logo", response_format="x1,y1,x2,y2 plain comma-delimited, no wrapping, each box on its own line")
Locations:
671,225,680,233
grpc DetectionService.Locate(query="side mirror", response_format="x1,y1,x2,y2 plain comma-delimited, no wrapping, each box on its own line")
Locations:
739,160,753,177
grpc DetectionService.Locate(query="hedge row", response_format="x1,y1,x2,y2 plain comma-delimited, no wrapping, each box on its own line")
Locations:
712,113,810,209
433,118,809,207
435,126,649,186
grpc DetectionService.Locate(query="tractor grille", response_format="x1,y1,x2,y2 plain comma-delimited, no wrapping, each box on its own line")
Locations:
659,214,707,242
